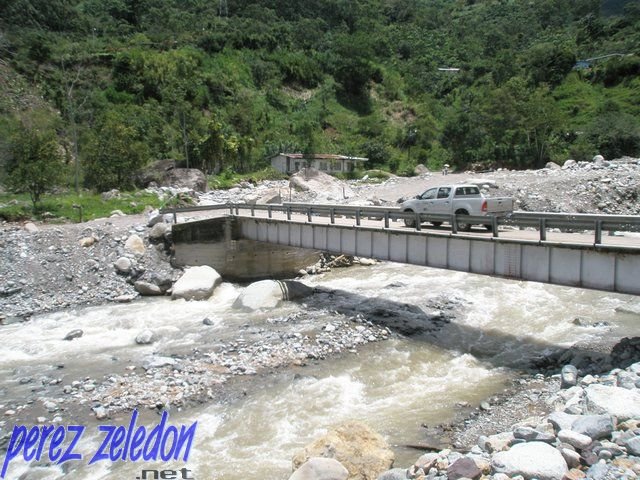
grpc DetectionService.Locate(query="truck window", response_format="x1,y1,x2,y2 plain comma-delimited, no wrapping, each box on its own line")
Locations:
437,187,451,199
420,188,437,200
455,186,480,196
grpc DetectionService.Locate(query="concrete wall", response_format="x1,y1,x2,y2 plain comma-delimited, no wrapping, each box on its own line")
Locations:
234,217,640,295
172,217,320,281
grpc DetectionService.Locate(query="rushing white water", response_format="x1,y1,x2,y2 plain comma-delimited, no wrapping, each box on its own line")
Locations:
1,262,637,480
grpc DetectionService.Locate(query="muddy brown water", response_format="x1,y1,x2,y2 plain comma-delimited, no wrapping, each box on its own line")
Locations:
0,262,637,479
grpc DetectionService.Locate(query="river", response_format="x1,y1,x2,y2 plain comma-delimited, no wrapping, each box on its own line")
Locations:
1,262,637,480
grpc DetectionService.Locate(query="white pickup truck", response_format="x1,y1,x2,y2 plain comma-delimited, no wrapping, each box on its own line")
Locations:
400,184,514,231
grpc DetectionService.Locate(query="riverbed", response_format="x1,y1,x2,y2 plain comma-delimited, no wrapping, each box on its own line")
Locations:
1,262,637,480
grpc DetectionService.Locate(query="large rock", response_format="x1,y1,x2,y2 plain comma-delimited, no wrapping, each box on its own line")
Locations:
585,384,640,421
289,168,354,201
561,365,578,388
289,457,349,480
491,442,568,480
171,266,222,301
163,168,207,192
414,164,429,175
233,280,313,310
548,412,580,433
292,421,394,480
570,415,615,440
134,159,207,192
447,457,482,480
557,430,592,450
149,223,170,243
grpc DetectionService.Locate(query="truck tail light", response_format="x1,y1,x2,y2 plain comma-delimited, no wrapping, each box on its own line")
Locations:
481,199,487,212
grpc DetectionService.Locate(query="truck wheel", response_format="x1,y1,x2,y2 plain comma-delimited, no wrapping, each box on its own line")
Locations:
484,224,493,232
455,210,472,232
431,221,443,227
403,210,416,227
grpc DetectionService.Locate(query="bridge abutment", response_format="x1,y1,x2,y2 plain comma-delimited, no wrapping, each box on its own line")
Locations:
171,217,320,281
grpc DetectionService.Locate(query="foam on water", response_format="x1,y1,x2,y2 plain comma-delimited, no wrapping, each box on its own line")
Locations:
2,261,637,480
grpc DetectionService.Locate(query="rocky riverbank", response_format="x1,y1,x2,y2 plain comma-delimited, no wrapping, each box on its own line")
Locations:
0,159,639,478
289,358,640,480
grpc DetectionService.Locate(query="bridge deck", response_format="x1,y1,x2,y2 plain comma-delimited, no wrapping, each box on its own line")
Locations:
196,208,640,251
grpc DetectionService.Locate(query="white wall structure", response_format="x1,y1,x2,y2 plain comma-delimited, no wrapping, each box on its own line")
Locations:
270,153,368,174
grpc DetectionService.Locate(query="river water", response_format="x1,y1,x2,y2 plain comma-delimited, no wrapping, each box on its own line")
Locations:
1,262,638,480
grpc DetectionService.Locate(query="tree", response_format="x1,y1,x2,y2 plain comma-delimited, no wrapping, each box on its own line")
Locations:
83,108,149,191
4,119,65,208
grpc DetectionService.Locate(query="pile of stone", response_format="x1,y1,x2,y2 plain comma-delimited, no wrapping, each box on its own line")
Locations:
286,362,640,480
373,362,640,480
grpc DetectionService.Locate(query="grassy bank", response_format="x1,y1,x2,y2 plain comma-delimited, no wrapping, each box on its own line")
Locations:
0,191,163,223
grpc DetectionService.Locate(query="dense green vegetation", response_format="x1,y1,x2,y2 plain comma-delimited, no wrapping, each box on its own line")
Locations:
0,0,639,199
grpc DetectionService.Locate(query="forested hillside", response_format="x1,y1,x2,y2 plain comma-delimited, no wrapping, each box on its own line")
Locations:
0,0,639,194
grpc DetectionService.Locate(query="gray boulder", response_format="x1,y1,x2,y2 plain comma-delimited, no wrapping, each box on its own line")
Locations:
377,468,408,480
491,442,568,480
545,162,561,170
623,436,640,456
163,168,207,192
557,430,592,450
513,426,555,443
447,457,482,480
289,457,349,480
134,281,164,296
233,280,313,310
548,412,580,432
561,365,578,388
114,257,133,274
149,222,170,243
171,266,222,301
585,384,640,421
563,159,577,169
414,164,429,175
135,330,155,345
570,415,614,440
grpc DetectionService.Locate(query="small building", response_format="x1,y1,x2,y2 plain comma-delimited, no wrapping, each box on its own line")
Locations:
270,153,368,175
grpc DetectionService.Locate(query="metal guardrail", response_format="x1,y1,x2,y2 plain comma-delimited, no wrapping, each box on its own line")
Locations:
160,203,640,245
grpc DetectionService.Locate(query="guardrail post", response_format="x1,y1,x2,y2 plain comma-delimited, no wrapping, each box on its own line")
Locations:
268,205,272,218
172,206,176,224
229,204,233,214
356,209,361,226
595,220,602,244
287,206,291,221
540,219,546,241
307,208,312,223
330,208,335,224
235,205,239,215
384,212,389,229
492,216,498,238
250,205,255,216
415,213,421,231
451,214,458,234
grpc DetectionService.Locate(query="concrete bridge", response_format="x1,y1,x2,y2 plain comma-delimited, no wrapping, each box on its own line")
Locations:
166,204,640,295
